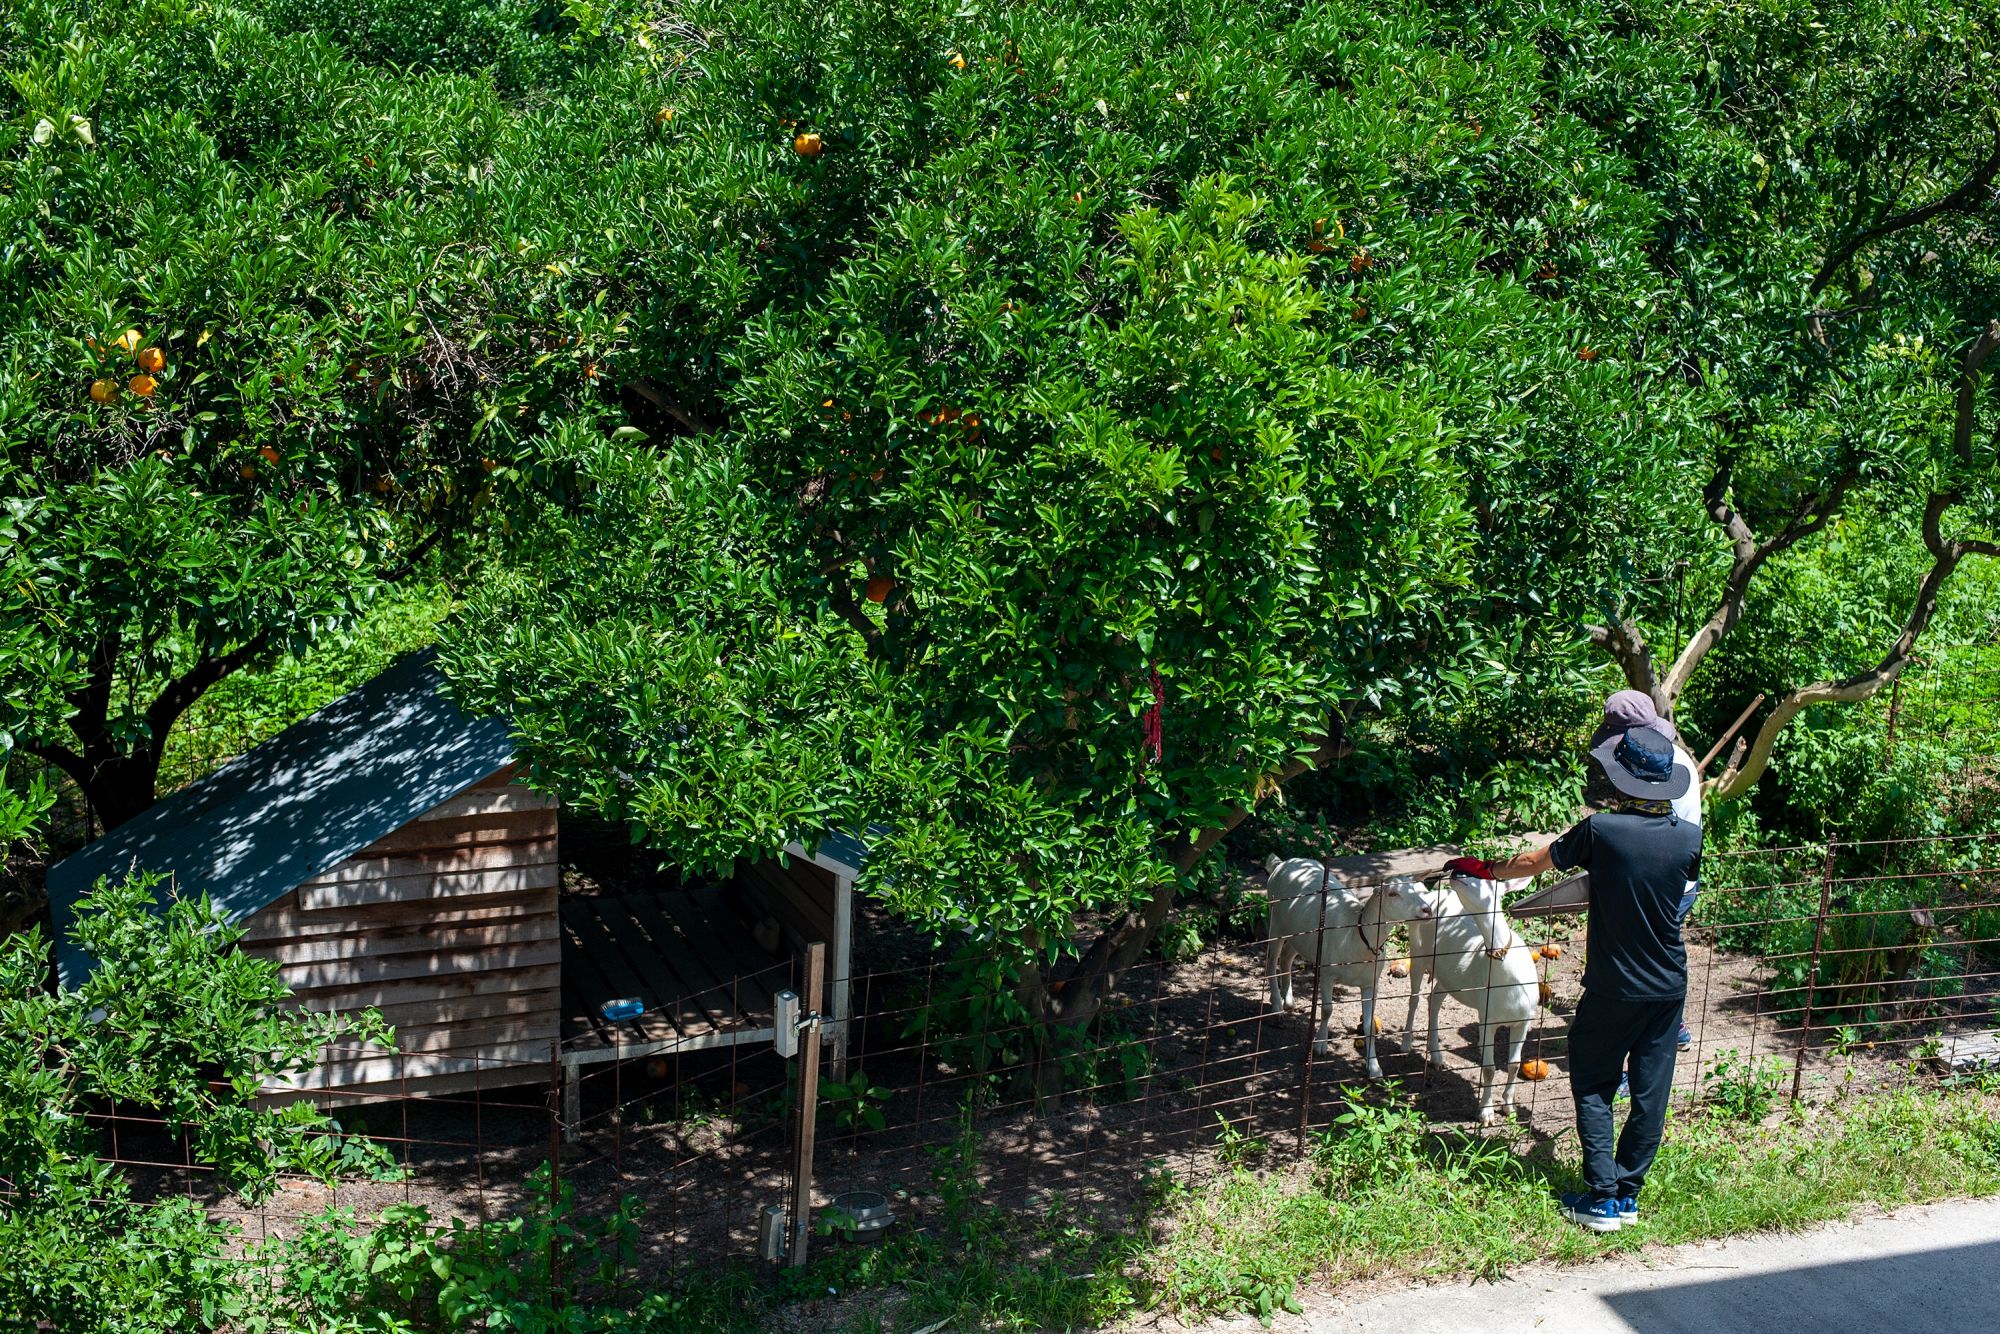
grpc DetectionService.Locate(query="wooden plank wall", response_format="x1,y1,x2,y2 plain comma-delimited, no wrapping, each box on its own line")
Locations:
242,766,561,1100
735,855,836,952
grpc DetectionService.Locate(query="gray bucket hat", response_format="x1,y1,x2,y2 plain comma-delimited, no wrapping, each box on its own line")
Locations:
1589,724,1692,801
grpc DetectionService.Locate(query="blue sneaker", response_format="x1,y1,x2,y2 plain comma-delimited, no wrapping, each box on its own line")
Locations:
1678,1024,1692,1051
1616,1072,1630,1100
1617,1194,1639,1222
1561,1192,1622,1233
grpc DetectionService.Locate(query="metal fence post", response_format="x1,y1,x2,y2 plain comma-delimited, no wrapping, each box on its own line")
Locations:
547,1040,564,1307
1296,864,1331,1154
789,941,825,1268
1791,844,1838,1102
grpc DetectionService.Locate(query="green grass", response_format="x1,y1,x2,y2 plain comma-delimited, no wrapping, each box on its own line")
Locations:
636,1082,2000,1331
1146,1084,2000,1323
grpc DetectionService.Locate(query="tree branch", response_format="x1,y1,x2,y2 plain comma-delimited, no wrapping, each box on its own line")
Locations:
1953,320,2000,464
629,378,717,437
1808,112,2000,303
145,634,272,744
1659,464,1854,707
1585,620,1659,702
20,740,90,791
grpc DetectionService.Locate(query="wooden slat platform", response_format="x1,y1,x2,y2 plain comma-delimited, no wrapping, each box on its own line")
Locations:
559,886,788,1056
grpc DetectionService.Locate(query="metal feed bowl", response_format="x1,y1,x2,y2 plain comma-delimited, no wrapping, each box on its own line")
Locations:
823,1190,895,1244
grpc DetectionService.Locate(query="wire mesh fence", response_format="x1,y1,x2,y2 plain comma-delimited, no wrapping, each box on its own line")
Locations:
53,831,2000,1292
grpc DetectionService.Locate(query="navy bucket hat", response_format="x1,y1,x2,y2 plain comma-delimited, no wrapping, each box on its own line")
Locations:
1589,724,1692,801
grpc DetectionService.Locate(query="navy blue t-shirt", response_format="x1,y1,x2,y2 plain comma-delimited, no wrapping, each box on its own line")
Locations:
1550,811,1702,1002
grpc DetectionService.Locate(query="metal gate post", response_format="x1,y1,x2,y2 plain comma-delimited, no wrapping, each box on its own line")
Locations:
789,941,826,1268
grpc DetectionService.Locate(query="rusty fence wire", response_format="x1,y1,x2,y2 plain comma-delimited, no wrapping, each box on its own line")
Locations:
40,832,2000,1296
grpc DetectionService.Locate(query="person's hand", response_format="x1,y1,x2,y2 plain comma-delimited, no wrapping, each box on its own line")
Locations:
1445,856,1495,881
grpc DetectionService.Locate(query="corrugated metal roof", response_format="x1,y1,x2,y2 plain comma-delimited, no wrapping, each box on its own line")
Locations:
48,649,516,987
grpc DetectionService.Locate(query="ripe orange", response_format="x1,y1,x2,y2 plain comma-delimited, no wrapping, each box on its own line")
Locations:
128,374,157,397
137,346,165,373
1307,239,1332,253
114,329,141,356
1209,446,1223,462
1577,346,1598,362
88,378,119,404
1520,1059,1550,1081
1349,250,1373,273
1540,942,1563,960
239,465,258,480
482,457,498,472
258,445,280,464
864,575,894,604
1538,980,1555,1006
655,107,675,124
948,51,967,69
794,131,823,157
1351,304,1368,321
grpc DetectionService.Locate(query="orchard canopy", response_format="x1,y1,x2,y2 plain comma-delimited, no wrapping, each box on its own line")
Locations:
5,0,1998,1008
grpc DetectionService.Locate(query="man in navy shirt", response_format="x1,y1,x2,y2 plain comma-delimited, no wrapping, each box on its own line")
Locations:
1447,724,1700,1232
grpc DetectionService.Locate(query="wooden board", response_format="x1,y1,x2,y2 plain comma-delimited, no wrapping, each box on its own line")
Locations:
299,860,559,911
276,938,559,992
352,812,555,858
411,788,557,823
243,913,558,964
300,840,558,888
328,985,561,1033
242,890,552,942
284,962,561,1011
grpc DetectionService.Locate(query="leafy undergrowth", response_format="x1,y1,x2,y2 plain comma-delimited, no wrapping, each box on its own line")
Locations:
652,1082,2000,1331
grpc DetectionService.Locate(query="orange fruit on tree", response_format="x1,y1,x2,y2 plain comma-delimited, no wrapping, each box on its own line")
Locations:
655,106,675,124
114,328,142,356
948,51,967,69
258,445,280,464
239,464,258,480
136,346,165,373
482,457,498,472
1349,250,1373,273
1520,1058,1550,1081
1577,346,1599,362
1307,238,1332,253
128,374,157,397
1351,304,1369,321
864,575,894,604
793,131,823,157
88,378,119,404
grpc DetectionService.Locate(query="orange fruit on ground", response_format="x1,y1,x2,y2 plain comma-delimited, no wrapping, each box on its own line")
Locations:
1349,250,1373,272
128,374,157,397
114,329,142,356
137,346,165,373
1538,980,1554,1006
794,131,823,157
1577,347,1598,362
1541,942,1563,960
864,575,894,603
1520,1059,1550,1080
88,378,119,404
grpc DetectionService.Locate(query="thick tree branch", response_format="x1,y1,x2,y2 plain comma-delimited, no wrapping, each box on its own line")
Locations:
1658,465,1854,708
1586,619,1660,703
1808,112,2000,303
145,633,272,744
20,740,89,790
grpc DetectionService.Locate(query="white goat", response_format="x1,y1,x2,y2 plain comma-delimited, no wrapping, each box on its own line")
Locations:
1265,855,1435,1078
1399,874,1540,1124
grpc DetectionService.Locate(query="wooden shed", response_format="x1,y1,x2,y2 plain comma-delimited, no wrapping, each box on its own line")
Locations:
47,651,560,1100
47,650,859,1109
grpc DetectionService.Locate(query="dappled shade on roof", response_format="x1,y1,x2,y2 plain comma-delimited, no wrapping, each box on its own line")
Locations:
47,650,516,987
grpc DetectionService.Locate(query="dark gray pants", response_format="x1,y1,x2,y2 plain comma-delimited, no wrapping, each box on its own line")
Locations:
1570,990,1684,1202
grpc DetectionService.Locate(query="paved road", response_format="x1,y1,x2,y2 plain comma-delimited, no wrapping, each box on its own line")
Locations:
1171,1195,2000,1333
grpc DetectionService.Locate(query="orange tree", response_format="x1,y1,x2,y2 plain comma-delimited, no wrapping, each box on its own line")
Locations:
440,0,1692,1026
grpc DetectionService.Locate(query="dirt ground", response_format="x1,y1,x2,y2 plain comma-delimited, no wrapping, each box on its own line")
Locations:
197,895,1986,1286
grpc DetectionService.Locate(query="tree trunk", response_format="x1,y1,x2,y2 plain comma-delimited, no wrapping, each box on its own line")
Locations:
79,749,163,831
